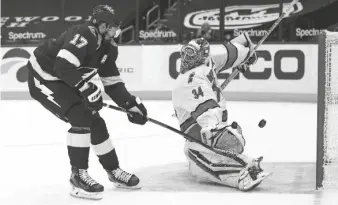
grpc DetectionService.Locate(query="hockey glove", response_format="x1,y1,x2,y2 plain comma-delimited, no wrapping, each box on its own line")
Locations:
79,82,103,111
245,33,258,66
122,96,148,125
246,51,258,66
237,63,249,73
200,122,245,153
238,50,258,73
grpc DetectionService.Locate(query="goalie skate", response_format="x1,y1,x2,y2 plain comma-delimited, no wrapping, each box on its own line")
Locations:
106,168,141,190
238,156,272,191
238,168,272,191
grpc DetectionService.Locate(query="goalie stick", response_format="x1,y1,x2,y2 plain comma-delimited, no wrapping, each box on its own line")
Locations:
103,102,247,166
220,0,300,90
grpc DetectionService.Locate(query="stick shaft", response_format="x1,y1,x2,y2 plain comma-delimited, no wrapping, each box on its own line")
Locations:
220,0,299,90
102,103,247,165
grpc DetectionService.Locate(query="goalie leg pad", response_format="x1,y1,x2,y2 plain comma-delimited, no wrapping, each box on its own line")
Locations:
184,141,271,190
186,149,241,188
184,141,245,188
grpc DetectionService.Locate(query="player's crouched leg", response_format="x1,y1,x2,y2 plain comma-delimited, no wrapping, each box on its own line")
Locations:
27,65,103,199
66,105,104,199
90,114,141,189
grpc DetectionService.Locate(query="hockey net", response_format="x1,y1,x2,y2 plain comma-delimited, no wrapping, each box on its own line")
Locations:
317,30,338,189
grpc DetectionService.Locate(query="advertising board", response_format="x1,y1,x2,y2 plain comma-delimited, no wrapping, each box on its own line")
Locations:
0,44,318,102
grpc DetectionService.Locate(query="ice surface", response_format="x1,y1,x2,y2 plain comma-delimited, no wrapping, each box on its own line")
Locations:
1,100,337,205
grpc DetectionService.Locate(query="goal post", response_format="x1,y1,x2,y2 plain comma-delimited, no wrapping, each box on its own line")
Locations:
317,30,338,189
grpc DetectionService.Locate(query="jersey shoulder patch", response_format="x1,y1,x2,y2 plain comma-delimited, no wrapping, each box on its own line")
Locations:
188,72,195,84
88,26,97,37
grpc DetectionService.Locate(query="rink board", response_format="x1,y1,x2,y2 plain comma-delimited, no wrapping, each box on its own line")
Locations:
0,44,318,102
0,90,317,102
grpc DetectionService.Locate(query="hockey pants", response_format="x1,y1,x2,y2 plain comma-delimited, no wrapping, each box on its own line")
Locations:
27,61,119,170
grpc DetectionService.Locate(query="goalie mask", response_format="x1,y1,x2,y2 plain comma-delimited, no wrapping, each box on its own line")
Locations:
180,38,210,74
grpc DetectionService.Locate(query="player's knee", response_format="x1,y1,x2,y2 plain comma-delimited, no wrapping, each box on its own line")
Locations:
91,114,109,145
66,103,94,127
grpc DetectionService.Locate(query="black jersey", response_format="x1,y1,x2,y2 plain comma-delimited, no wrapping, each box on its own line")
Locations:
33,22,120,87
30,22,132,107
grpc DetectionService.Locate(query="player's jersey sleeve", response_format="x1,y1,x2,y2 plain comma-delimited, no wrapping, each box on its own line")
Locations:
173,67,224,129
213,42,250,73
98,41,132,107
98,40,123,85
54,25,98,89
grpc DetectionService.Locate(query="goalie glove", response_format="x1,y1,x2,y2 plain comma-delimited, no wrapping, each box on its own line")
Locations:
246,50,258,66
237,33,258,73
200,122,245,153
122,96,148,125
237,63,250,73
244,32,258,66
237,51,258,73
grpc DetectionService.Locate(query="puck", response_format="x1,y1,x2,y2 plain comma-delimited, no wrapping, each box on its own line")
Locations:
258,119,266,128
231,121,238,129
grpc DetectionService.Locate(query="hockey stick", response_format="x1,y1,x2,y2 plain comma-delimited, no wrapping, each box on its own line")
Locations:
220,0,300,90
103,102,247,166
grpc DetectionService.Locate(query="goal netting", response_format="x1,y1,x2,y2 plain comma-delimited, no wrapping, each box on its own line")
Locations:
317,30,338,189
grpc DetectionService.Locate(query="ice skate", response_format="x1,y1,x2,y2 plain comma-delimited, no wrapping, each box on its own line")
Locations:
238,157,272,191
70,167,104,200
106,167,141,189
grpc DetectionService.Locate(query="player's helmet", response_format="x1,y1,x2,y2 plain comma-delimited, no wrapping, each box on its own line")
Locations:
92,5,122,28
180,38,210,74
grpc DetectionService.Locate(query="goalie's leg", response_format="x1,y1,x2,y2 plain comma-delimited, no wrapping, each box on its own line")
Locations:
184,141,272,191
237,157,272,191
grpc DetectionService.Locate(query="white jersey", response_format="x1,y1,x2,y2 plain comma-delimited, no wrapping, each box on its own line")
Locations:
172,36,271,189
172,41,250,136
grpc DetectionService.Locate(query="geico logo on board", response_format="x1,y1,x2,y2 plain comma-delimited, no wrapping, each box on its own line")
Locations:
169,48,305,80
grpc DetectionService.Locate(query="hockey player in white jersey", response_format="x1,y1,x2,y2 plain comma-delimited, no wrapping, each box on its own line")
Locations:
172,35,271,191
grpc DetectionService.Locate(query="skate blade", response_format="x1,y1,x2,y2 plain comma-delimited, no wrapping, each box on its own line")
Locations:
243,172,272,191
112,182,141,190
70,184,103,200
